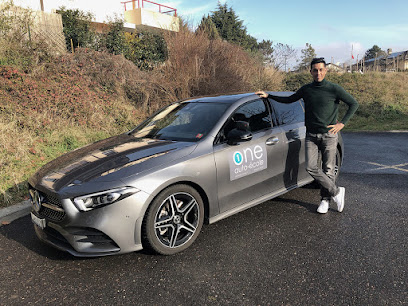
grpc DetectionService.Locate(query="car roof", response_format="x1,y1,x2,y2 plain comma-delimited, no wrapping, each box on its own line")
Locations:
184,93,255,104
183,92,295,105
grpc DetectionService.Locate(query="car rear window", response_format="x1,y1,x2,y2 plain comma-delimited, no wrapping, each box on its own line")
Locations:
270,99,305,126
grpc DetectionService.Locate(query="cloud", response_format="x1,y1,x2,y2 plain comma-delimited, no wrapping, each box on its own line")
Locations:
168,1,220,26
319,23,408,49
181,3,214,17
345,24,408,43
161,1,184,9
300,21,408,65
314,41,366,65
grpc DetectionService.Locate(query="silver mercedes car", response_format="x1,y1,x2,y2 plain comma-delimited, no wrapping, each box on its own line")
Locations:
28,92,343,257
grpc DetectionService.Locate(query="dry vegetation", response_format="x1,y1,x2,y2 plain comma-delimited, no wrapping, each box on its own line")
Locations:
328,72,408,130
1,3,406,208
0,27,283,207
161,30,283,97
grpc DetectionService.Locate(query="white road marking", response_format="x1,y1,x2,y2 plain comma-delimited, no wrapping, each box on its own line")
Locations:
364,162,408,173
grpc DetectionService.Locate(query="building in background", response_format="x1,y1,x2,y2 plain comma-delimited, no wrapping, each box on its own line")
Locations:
122,0,179,32
326,62,345,73
352,49,408,72
1,3,66,54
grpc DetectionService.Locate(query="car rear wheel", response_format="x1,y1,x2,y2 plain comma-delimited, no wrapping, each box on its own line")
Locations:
142,184,204,255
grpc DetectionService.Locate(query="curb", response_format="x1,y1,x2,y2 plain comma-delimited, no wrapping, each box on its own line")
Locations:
0,200,31,226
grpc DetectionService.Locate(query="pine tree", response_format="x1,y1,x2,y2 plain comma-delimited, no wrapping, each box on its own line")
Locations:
296,43,316,71
364,45,386,59
209,3,258,51
196,15,220,40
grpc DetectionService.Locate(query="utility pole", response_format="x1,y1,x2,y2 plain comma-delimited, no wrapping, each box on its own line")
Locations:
350,44,353,73
40,0,44,11
396,54,399,72
357,54,359,71
374,52,378,71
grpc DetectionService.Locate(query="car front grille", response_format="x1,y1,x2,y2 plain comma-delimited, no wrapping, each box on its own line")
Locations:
40,203,66,222
29,186,66,222
43,192,62,207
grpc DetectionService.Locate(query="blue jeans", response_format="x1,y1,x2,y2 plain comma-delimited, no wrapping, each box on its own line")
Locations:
305,132,339,200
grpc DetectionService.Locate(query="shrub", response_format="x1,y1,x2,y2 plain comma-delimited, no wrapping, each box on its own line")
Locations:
97,17,127,56
0,1,52,71
57,6,96,51
123,31,168,70
160,28,282,99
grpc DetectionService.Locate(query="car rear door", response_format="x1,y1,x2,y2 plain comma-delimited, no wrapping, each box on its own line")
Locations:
213,98,287,213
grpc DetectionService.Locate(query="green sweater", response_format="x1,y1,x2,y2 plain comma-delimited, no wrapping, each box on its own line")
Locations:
268,79,359,133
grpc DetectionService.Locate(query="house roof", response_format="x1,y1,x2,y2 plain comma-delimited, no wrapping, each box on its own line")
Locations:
326,63,343,69
365,50,407,63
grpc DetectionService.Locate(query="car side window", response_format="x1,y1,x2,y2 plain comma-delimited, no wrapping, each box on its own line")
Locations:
217,99,272,143
234,99,272,132
269,99,305,126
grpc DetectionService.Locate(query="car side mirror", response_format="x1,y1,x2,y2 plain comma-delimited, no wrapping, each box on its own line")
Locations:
226,121,252,145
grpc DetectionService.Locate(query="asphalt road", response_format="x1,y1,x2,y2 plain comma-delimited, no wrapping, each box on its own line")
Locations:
1,132,407,305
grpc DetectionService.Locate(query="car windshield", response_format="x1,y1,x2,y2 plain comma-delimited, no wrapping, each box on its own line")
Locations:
130,102,230,142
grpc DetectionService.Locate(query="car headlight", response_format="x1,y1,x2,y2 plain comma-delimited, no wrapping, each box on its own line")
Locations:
73,187,139,211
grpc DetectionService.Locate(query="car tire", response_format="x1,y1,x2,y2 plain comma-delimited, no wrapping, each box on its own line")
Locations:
142,184,204,255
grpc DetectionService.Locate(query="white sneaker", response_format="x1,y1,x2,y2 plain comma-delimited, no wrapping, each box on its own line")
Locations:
332,187,345,212
317,200,329,214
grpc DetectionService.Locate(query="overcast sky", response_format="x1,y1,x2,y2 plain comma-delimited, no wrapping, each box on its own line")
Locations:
14,0,408,67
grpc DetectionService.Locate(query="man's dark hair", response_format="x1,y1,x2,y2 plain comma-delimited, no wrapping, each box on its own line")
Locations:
310,57,326,69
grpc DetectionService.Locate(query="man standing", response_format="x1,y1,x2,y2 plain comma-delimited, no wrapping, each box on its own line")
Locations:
256,57,358,213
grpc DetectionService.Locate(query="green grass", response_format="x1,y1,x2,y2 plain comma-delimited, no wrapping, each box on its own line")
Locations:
0,127,118,207
286,71,408,131
345,116,408,131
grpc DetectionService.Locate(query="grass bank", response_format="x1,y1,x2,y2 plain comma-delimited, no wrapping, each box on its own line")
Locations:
0,54,144,206
284,72,408,131
0,30,282,208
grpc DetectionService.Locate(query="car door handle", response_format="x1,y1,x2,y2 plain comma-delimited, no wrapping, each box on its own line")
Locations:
266,137,279,145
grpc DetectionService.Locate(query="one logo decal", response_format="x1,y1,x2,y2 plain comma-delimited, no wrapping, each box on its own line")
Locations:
233,152,243,166
229,143,267,181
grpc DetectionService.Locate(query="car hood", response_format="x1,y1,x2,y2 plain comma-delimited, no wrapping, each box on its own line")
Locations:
30,134,196,192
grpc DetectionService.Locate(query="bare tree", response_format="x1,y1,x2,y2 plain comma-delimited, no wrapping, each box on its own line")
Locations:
273,43,296,71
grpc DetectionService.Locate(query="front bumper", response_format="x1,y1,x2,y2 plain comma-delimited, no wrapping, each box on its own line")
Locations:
30,189,151,257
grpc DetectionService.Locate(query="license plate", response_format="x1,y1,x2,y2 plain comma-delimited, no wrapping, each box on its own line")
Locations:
31,213,46,229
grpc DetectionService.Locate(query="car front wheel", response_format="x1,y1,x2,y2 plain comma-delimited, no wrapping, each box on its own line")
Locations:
142,184,204,255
